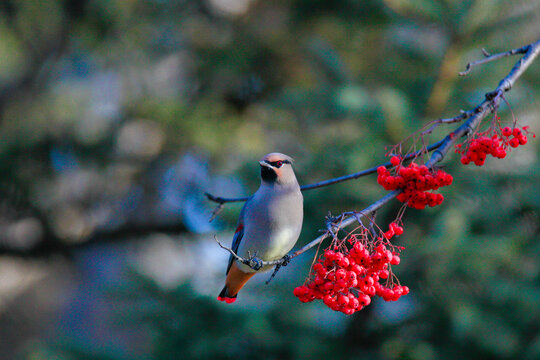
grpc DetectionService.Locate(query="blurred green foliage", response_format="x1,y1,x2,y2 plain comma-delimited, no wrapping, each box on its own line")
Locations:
0,0,538,359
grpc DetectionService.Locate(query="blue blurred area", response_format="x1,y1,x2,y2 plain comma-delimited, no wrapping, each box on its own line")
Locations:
50,147,79,173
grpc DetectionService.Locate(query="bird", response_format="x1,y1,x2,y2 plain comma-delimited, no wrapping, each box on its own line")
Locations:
217,152,304,303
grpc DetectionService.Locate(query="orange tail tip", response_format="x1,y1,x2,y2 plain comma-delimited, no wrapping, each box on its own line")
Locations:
218,261,256,304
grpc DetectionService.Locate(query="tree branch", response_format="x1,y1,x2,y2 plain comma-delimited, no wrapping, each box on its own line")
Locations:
459,44,530,76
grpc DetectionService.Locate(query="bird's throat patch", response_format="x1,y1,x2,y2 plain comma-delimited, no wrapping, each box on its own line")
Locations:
261,166,277,182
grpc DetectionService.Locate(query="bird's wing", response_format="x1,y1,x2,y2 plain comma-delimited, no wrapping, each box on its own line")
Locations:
226,197,251,274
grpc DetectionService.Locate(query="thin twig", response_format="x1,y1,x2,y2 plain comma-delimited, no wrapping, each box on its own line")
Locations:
368,211,378,238
214,235,244,262
205,192,249,204
209,203,225,222
421,109,475,137
459,44,530,76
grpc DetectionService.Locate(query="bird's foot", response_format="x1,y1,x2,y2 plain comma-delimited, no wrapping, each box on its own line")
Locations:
242,251,263,271
244,254,263,271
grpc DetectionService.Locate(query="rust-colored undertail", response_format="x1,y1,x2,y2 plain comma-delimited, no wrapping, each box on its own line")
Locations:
217,262,255,303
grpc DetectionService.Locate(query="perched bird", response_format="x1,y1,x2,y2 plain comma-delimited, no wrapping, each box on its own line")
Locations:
217,153,304,303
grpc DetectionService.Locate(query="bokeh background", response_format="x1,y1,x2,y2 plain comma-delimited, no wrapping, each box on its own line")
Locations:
0,0,539,359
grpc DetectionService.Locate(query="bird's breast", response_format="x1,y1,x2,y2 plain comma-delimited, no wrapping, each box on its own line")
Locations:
238,187,303,268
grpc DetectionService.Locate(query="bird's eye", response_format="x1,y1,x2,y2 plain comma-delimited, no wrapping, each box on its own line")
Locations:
275,161,283,168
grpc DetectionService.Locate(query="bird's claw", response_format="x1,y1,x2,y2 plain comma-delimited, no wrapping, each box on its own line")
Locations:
280,254,291,266
247,257,263,271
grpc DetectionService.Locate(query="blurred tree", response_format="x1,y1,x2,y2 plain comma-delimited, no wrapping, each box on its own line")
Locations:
0,0,538,360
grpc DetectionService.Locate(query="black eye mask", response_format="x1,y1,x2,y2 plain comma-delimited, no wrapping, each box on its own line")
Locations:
264,159,291,168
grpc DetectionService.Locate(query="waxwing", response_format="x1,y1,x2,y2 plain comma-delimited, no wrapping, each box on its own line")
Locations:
217,153,304,303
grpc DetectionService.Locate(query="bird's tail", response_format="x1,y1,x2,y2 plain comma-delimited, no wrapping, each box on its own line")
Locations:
217,286,237,303
217,262,256,304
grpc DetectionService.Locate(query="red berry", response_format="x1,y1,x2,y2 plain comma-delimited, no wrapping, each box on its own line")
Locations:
509,138,520,148
350,264,364,275
335,279,347,289
390,156,401,166
358,294,371,306
382,250,393,262
353,242,364,252
336,269,347,280
338,257,350,267
401,286,410,295
323,282,334,292
338,295,349,306
363,276,375,286
294,286,309,297
502,127,512,137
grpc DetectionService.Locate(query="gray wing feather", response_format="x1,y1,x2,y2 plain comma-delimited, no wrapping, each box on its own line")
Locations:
226,197,251,274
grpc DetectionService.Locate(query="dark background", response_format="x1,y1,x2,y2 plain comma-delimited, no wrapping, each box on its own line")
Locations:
0,0,539,359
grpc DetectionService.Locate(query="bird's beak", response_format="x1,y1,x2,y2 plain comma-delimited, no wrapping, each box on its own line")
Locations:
259,161,272,168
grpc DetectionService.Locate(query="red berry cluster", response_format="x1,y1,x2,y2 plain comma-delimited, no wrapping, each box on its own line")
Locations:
456,126,532,166
377,158,453,210
294,223,409,315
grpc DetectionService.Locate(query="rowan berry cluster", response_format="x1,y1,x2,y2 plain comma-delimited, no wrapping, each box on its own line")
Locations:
294,223,408,315
456,126,533,166
377,158,453,209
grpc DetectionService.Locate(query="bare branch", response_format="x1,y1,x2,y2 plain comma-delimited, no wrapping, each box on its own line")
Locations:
430,38,540,167
209,203,225,222
204,192,249,204
214,235,244,262
459,44,530,76
205,192,249,222
421,109,475,137
205,139,445,205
